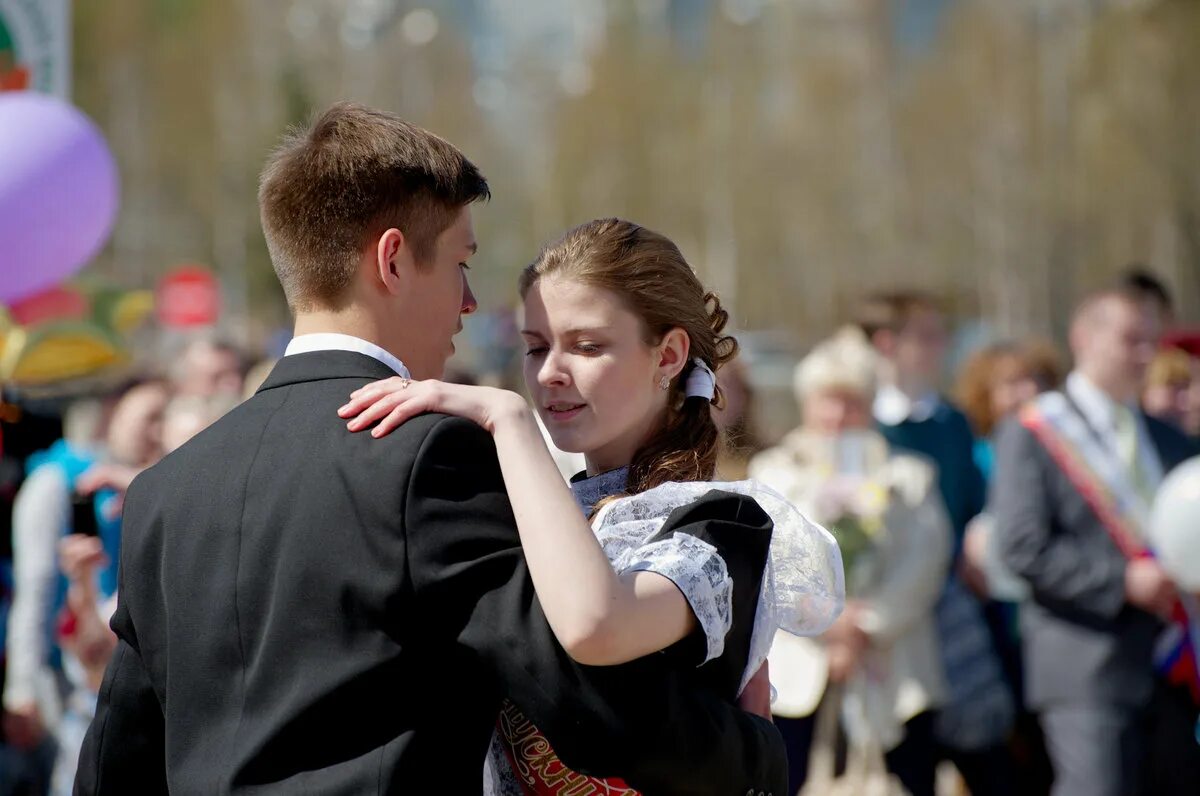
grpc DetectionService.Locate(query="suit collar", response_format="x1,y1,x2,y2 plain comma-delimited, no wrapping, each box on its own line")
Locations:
256,350,400,393
283,333,410,379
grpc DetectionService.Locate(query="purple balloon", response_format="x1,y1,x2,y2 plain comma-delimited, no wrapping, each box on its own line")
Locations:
0,92,119,305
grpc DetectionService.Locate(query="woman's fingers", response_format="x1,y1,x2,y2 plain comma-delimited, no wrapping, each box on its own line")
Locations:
371,402,427,438
342,377,407,414
339,385,394,418
342,377,434,417
364,376,408,395
346,391,410,431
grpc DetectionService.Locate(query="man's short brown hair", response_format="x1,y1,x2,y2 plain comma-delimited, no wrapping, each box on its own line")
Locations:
853,290,942,340
258,102,489,311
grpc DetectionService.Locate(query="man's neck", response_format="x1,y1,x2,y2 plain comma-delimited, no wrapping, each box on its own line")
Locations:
1074,367,1136,406
877,364,931,403
293,308,389,352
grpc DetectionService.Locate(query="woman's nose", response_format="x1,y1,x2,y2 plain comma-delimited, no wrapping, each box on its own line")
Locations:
538,350,569,387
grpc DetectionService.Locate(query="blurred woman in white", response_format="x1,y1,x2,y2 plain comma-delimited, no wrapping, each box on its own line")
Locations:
749,327,950,796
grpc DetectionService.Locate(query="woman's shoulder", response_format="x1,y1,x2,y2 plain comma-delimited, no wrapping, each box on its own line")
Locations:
600,480,775,532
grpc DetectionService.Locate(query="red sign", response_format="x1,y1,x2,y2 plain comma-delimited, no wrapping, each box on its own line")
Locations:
157,266,220,328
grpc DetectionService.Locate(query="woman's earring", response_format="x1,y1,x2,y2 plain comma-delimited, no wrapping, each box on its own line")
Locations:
659,375,670,391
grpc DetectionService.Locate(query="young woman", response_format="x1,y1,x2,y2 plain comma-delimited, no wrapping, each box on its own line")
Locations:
339,218,844,795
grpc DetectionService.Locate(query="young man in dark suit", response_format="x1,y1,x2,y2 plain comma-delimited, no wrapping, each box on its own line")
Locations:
74,103,787,795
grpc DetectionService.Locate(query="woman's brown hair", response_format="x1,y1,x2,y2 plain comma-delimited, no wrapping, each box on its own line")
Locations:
519,218,737,497
955,340,1063,436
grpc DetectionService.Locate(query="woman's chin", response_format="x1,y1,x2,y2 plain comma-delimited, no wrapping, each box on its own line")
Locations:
547,432,587,455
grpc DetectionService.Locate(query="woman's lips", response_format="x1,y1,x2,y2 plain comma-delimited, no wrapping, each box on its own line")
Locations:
545,402,586,422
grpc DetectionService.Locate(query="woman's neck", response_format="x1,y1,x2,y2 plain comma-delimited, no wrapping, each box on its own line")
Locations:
583,408,672,477
583,456,632,478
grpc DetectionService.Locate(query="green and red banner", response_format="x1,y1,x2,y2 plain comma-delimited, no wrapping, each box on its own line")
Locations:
0,0,70,97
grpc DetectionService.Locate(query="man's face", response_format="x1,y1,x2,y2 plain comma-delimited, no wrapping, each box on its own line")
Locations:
892,308,947,388
392,206,478,379
106,383,169,467
1079,299,1159,399
803,386,873,436
177,343,242,398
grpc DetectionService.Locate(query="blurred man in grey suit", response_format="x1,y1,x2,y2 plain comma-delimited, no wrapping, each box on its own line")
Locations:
993,289,1198,796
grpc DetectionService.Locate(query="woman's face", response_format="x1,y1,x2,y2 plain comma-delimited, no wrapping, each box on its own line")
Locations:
803,386,873,436
522,276,678,474
1143,381,1190,429
990,356,1039,421
106,383,169,467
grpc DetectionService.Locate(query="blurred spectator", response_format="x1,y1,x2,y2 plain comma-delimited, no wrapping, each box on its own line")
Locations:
55,537,116,695
856,291,986,534
957,341,1065,794
956,340,1064,602
956,340,1065,479
1142,347,1200,438
751,327,950,796
856,291,1016,796
713,358,764,480
48,534,118,796
241,358,279,401
992,288,1200,796
1119,266,1174,330
170,337,245,399
2,399,107,795
162,394,241,454
1,399,65,561
3,380,167,796
442,365,480,386
1160,328,1200,359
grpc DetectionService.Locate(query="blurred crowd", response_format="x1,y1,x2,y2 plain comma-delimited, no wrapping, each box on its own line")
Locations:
0,338,259,795
2,267,1199,796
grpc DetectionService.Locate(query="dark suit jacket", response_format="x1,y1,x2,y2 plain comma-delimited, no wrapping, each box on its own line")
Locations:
992,404,1198,710
74,351,787,795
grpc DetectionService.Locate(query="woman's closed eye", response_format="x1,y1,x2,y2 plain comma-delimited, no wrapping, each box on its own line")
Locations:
525,346,549,357
574,343,603,355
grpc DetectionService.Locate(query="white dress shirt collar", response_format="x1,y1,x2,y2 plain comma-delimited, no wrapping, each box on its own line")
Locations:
1065,370,1164,488
284,333,411,379
873,383,940,426
1065,371,1128,436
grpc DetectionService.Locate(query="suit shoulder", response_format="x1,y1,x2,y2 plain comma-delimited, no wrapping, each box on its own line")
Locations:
1144,413,1195,447
1144,414,1200,465
405,414,501,484
411,413,494,454
994,413,1037,445
936,398,973,429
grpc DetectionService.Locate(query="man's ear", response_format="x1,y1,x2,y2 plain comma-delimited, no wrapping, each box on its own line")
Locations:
374,228,414,296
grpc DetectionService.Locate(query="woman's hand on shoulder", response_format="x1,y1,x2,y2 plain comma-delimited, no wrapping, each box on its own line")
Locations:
338,377,530,437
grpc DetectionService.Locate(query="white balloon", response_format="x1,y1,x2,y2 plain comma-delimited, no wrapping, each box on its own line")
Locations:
1149,456,1200,593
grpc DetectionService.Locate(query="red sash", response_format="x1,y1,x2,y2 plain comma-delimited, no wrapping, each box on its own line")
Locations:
1021,403,1200,704
496,700,641,796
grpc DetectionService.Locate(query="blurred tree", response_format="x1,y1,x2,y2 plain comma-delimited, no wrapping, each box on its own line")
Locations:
65,0,1200,357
